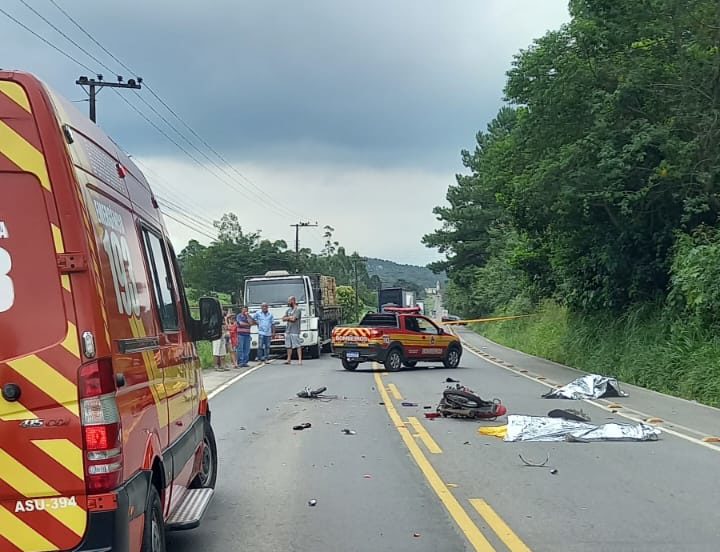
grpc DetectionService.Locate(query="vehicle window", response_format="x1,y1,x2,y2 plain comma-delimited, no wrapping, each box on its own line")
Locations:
413,317,439,335
142,228,179,331
246,279,307,306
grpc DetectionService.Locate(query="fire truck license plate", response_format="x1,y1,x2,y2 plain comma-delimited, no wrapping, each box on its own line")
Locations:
346,351,359,359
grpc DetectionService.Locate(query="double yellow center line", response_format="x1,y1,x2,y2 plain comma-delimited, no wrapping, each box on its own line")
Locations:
373,365,532,552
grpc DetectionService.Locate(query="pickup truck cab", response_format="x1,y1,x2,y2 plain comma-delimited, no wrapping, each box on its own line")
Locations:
331,312,462,371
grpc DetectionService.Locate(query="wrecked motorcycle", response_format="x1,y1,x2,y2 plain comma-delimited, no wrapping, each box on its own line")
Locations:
437,383,507,420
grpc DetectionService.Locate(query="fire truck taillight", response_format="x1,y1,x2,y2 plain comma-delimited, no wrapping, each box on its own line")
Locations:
369,329,382,338
78,358,123,493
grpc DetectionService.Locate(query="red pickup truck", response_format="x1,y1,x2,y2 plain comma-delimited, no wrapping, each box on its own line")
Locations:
331,312,462,371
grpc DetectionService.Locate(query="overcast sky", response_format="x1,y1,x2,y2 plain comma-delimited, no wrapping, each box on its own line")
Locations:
2,0,569,265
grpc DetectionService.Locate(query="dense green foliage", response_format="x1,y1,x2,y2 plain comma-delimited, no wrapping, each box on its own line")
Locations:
426,0,720,403
179,215,378,322
481,302,720,407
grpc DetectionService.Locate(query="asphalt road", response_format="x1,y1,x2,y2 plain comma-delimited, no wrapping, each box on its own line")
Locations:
167,336,720,552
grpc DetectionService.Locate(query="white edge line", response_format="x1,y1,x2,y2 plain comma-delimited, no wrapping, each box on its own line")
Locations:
462,340,720,454
207,363,267,400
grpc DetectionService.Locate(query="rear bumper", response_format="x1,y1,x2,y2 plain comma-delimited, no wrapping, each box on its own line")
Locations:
331,345,388,363
72,471,150,552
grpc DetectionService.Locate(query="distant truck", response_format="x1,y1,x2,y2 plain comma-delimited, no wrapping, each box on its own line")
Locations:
244,271,341,359
378,287,415,311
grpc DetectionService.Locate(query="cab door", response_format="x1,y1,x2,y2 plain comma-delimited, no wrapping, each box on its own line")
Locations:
406,316,446,359
139,226,195,449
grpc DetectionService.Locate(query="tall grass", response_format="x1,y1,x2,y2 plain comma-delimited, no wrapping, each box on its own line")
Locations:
478,300,720,407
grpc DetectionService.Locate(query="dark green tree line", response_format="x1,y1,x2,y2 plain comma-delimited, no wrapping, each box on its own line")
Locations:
426,0,720,319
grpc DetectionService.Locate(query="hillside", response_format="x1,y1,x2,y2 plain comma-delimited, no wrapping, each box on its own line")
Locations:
366,258,446,290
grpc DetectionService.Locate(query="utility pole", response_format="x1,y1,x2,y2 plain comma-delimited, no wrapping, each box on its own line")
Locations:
290,221,318,256
76,75,142,123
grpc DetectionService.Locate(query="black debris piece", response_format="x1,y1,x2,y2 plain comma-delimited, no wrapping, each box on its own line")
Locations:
548,408,591,422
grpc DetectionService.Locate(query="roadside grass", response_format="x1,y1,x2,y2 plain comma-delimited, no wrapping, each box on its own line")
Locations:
477,300,720,408
197,341,214,369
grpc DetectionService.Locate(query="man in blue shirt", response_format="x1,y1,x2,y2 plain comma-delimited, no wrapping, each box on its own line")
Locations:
253,302,275,361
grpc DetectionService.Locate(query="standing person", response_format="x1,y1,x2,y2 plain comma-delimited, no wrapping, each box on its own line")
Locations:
228,315,239,368
212,318,228,371
235,306,254,367
283,296,303,365
253,302,275,362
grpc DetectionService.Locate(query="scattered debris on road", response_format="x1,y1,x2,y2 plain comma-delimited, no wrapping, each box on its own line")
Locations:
363,474,372,479
550,469,558,475
483,415,660,442
401,402,418,407
548,408,591,422
308,499,317,507
413,533,421,538
542,375,628,400
292,423,312,431
446,377,460,383
519,453,550,468
342,428,356,435
424,412,440,420
297,386,338,400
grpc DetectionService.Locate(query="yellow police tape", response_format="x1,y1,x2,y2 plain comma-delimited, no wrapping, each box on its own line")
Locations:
441,314,533,325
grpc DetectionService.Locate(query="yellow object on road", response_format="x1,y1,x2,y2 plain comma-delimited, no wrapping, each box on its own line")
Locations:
478,425,508,439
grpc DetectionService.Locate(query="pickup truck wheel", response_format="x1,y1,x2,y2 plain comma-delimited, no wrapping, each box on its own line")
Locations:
403,360,417,368
443,346,462,369
385,348,403,372
341,358,359,370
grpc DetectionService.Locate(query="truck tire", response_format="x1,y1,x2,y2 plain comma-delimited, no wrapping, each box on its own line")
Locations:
342,358,359,371
403,360,417,368
249,349,257,361
443,345,462,369
384,348,403,372
309,343,321,359
141,485,166,552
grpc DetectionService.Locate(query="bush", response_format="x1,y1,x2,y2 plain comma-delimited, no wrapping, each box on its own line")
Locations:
478,300,720,407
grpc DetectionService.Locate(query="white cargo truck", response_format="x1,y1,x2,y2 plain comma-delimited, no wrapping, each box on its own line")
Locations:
244,271,341,359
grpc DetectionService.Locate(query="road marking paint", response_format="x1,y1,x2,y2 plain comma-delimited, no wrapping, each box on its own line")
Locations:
207,362,268,400
387,383,403,401
407,417,442,454
462,340,720,454
373,365,496,552
470,499,532,552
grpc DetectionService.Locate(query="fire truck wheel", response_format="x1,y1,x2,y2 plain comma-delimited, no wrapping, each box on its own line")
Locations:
403,360,418,368
190,421,218,489
341,358,359,370
141,486,166,552
384,348,403,372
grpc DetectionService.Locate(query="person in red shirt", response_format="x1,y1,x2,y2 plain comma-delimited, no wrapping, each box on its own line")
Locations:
227,315,239,368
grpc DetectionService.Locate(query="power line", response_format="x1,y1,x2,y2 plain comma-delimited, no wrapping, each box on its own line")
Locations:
0,5,95,72
159,209,218,242
4,4,324,251
47,0,136,75
16,0,117,76
45,0,308,222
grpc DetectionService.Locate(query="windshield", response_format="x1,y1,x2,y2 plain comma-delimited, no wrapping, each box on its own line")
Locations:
245,278,307,306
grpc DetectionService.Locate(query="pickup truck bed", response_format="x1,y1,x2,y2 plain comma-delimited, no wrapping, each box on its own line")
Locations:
331,312,462,371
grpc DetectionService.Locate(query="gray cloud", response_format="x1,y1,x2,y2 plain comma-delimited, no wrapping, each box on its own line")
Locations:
2,0,569,263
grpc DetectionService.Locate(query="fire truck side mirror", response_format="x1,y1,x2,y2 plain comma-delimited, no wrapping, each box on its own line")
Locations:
196,297,223,341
